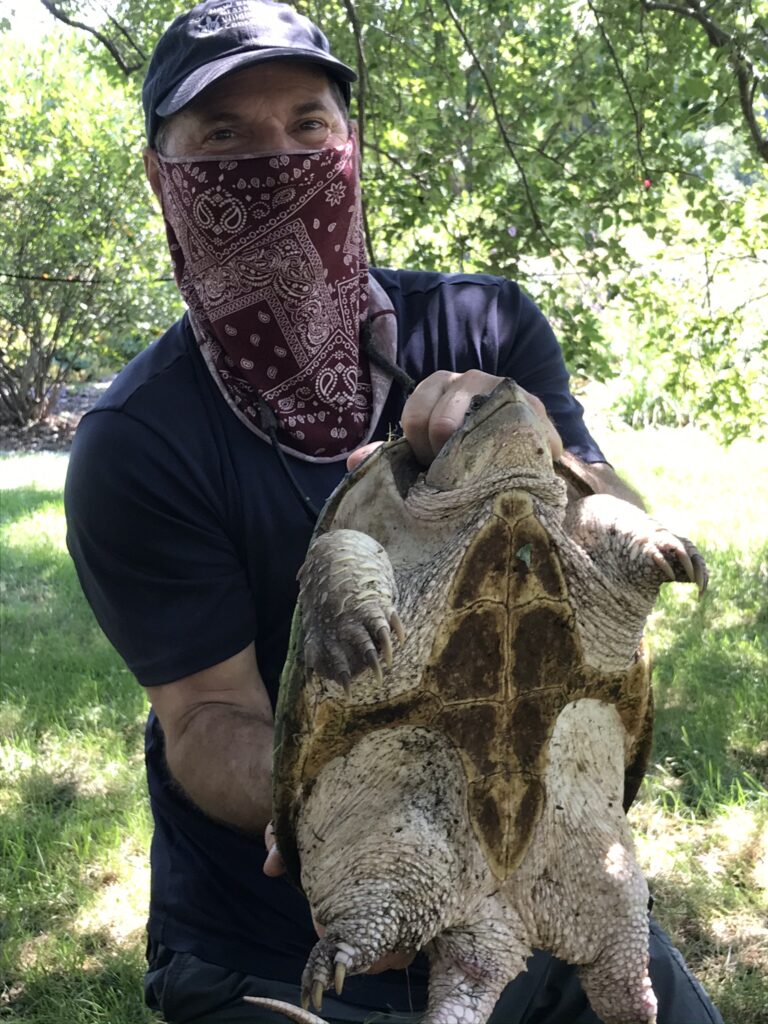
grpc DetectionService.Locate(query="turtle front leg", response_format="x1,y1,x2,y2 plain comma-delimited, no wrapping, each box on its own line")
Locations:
565,494,708,597
298,528,404,687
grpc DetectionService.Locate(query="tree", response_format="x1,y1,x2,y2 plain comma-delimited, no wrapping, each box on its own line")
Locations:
0,32,181,426
24,0,768,439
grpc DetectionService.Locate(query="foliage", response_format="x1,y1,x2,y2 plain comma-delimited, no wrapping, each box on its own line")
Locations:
0,33,181,426
307,0,768,440
13,0,768,440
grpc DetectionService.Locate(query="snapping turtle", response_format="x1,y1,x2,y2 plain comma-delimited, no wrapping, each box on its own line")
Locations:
248,379,707,1024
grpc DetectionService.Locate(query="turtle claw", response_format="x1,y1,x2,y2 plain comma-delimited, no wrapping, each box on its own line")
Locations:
312,980,324,1011
377,626,394,668
650,548,676,582
300,990,310,1011
390,610,405,645
334,961,346,995
646,530,707,596
694,555,708,597
364,647,383,685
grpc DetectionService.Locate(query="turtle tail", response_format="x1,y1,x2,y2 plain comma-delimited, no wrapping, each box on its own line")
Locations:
243,996,326,1024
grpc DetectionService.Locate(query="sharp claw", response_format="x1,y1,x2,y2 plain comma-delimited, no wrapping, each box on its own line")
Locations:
301,989,310,1011
677,547,695,584
695,559,708,597
390,610,405,645
651,549,676,581
312,980,324,1011
364,647,383,685
334,961,346,996
377,626,393,668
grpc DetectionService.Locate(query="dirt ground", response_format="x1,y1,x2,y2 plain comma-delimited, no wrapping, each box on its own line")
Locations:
0,381,111,454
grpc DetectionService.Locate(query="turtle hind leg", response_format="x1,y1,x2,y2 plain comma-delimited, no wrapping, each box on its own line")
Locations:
579,942,658,1024
521,698,658,1023
423,924,531,1024
299,915,414,1012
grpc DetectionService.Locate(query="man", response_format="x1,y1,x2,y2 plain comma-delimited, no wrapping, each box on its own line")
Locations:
64,2,723,1022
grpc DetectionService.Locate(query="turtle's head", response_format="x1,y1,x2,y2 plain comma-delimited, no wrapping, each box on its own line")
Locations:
425,379,554,491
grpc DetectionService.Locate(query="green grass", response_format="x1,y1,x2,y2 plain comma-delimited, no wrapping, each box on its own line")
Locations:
1,455,155,1024
610,426,768,1022
1,435,767,1023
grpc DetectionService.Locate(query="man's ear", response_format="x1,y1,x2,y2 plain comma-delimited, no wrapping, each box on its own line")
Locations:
143,147,163,204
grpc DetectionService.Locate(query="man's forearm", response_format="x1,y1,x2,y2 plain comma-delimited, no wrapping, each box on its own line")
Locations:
164,703,274,833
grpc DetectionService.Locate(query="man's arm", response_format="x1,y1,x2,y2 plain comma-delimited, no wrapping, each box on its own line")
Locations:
147,642,274,834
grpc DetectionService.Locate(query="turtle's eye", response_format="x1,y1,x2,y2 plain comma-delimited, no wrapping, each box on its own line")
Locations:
467,394,490,415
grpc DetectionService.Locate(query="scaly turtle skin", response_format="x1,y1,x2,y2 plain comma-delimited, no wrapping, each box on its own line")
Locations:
254,380,707,1024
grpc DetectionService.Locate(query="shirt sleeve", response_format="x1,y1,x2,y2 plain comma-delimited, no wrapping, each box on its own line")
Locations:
65,409,257,686
495,282,606,464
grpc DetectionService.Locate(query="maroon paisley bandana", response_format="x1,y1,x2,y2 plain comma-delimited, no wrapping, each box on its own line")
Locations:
157,137,371,459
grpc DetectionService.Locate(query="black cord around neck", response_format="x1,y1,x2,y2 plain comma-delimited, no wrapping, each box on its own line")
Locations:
256,395,321,525
258,321,416,526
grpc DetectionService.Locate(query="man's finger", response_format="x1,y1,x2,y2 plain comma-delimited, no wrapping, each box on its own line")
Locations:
263,821,286,877
346,441,383,472
515,385,564,459
263,844,286,877
400,371,459,465
424,370,500,459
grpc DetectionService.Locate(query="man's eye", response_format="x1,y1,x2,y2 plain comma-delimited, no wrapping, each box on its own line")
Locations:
298,120,326,132
209,128,236,141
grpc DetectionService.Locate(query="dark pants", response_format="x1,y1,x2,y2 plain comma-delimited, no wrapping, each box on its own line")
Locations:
145,917,723,1024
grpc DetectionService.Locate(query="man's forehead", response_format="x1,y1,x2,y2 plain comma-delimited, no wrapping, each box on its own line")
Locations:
189,60,335,109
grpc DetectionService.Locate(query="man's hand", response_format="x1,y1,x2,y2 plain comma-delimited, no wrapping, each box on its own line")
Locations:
263,822,416,974
347,370,563,472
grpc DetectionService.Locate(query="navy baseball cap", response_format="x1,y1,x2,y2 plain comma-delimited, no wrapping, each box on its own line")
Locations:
142,0,356,145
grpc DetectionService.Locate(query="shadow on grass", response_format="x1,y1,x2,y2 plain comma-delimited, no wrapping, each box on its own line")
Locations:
4,948,158,1024
649,544,768,807
2,488,146,736
649,873,768,1024
0,486,66,526
1,771,144,938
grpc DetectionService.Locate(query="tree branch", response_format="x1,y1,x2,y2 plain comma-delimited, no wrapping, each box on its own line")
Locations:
0,271,173,284
104,11,147,62
37,0,145,75
340,0,377,265
441,0,547,235
642,0,768,163
587,0,648,174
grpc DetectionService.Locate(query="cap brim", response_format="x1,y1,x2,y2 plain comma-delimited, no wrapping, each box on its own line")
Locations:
156,48,356,119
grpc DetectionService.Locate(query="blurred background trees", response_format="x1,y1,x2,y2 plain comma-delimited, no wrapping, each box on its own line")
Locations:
1,0,766,438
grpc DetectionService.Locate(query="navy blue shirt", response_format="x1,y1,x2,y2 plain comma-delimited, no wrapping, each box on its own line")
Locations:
65,269,605,1013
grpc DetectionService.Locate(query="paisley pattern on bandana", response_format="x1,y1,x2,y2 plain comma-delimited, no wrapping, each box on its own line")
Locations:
158,138,371,457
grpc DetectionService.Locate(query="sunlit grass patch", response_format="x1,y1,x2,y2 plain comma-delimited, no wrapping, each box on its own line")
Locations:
604,428,768,1023
631,799,768,1021
605,424,768,553
1,455,155,1024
